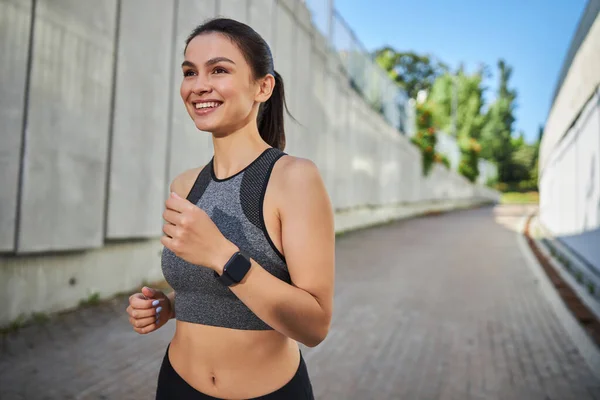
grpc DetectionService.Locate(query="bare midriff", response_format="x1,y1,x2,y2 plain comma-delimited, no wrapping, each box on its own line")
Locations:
168,320,300,399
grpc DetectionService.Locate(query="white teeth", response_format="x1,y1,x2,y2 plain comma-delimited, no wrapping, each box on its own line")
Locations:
195,102,220,109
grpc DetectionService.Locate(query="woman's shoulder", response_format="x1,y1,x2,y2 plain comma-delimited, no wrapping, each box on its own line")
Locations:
271,155,325,196
169,165,206,198
270,154,333,223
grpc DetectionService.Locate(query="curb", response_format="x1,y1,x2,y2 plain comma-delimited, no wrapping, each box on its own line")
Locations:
533,219,600,311
517,213,600,377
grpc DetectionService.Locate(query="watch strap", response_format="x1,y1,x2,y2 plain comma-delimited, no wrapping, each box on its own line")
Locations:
214,269,236,286
215,251,251,287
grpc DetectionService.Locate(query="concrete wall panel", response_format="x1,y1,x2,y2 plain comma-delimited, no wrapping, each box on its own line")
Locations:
106,0,174,239
333,80,349,210
218,0,249,24
167,0,217,184
541,89,600,237
272,1,296,153
339,91,358,209
309,34,329,181
540,13,600,171
292,26,314,159
547,130,579,234
249,0,275,46
584,99,600,229
18,0,117,252
0,0,32,251
575,93,600,231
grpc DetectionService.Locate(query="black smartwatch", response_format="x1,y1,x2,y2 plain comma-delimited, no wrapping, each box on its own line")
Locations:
215,251,251,287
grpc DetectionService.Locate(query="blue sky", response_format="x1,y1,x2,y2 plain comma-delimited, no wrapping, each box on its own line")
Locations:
309,0,588,143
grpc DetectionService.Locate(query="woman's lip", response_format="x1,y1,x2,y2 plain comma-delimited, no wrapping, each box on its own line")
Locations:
192,103,222,116
192,99,223,104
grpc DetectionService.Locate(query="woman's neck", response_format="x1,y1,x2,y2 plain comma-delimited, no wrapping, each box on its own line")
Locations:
211,125,269,179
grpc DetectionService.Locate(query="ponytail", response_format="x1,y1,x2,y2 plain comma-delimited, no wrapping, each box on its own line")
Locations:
258,71,292,151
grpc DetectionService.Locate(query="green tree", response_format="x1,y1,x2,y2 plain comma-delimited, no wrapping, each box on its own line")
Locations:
426,66,487,140
510,132,536,183
374,48,448,99
480,60,518,183
411,103,438,175
513,125,543,190
529,125,544,187
425,67,487,182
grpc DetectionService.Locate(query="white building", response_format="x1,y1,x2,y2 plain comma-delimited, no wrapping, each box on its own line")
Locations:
538,0,600,274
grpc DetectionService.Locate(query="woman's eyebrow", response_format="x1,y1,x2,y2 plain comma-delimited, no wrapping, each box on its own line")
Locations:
181,57,236,69
205,57,236,66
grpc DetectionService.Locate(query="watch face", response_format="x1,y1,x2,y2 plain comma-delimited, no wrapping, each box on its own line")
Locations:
225,253,251,282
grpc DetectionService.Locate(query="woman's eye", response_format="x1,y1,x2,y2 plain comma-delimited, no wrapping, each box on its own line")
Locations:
213,67,227,74
183,70,196,77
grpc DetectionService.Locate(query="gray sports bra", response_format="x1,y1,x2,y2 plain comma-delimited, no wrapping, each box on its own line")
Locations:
161,148,289,330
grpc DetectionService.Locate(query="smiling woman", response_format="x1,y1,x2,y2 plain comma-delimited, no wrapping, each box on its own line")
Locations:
124,18,334,400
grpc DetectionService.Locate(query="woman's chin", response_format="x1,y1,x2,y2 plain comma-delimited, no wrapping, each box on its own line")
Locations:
192,118,219,134
194,122,213,133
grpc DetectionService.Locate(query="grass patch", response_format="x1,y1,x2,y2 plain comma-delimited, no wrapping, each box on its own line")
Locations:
31,312,49,324
0,313,28,334
78,292,101,307
588,282,596,296
500,191,539,204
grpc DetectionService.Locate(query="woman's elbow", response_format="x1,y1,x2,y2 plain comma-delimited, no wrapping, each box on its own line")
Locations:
302,313,332,348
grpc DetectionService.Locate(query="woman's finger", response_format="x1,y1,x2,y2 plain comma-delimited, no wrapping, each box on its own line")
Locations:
128,306,160,320
162,222,177,238
130,315,157,330
133,323,158,335
129,295,162,309
163,208,182,225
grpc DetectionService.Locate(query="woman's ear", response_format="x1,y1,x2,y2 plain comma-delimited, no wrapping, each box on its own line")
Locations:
255,74,275,103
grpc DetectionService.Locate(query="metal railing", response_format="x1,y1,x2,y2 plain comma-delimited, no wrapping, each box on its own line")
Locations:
303,0,413,135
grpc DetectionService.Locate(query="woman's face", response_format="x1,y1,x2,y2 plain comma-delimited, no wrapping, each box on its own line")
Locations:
180,33,259,135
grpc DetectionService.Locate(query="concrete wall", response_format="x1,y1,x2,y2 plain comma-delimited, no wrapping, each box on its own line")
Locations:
0,0,498,326
19,0,117,252
0,0,32,252
107,0,174,239
539,4,600,275
540,1,600,172
539,88,600,271
436,131,461,170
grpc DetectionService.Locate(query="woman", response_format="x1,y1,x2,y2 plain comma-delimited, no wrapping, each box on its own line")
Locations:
126,18,335,399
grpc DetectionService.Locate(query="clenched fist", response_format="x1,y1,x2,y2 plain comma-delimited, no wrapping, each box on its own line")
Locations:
126,286,173,334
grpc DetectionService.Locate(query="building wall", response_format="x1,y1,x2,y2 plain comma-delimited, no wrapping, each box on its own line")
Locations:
539,2,600,273
540,1,600,171
540,88,600,235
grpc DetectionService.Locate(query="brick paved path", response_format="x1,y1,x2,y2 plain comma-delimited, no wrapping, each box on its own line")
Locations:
1,205,599,399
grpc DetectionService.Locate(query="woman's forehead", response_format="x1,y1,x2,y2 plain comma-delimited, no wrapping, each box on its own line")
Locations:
185,33,241,62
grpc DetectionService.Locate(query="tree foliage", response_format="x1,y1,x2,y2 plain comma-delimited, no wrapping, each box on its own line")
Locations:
424,67,487,181
375,47,540,190
427,67,487,140
411,103,438,175
374,47,448,99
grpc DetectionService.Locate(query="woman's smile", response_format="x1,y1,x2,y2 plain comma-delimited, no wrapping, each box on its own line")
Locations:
191,100,224,116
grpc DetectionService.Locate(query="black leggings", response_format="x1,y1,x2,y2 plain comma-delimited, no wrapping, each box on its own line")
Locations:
155,344,314,399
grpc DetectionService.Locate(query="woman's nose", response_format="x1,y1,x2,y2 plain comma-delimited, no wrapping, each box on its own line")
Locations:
192,76,212,95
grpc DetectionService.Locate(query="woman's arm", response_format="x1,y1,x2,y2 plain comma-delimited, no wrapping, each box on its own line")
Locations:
211,158,335,347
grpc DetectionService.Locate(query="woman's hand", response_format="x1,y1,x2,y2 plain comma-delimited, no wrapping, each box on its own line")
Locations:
161,192,238,272
126,287,172,334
